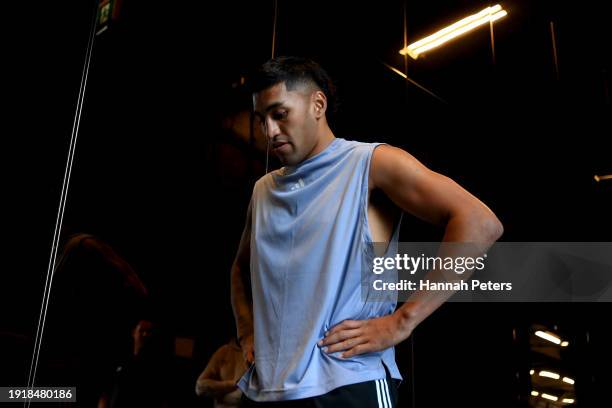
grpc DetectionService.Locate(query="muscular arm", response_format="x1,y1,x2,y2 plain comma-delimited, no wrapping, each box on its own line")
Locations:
369,145,502,240
320,145,503,357
371,145,503,327
195,347,237,398
231,201,255,364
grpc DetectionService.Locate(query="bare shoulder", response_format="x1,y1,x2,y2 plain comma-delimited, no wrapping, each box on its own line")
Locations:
208,344,231,366
368,143,503,234
369,144,429,190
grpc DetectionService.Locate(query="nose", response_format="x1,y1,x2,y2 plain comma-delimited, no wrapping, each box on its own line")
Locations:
264,118,281,140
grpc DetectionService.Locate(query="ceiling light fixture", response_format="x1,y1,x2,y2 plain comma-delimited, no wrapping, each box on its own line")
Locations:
399,4,508,59
539,370,561,380
535,330,561,345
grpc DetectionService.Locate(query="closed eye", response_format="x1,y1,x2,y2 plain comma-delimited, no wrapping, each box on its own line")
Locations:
272,110,288,120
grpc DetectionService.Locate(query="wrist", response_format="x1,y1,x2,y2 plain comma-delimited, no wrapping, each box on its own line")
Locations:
394,303,419,340
237,331,253,344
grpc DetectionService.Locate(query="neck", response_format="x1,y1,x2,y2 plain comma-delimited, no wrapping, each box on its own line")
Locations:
307,125,336,160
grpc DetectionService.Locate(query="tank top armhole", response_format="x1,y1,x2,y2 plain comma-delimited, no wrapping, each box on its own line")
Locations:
360,143,387,257
361,143,403,258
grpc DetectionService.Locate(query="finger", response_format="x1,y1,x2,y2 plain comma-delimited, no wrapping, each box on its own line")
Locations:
327,320,362,335
324,336,367,354
245,350,254,365
318,328,361,347
342,343,371,358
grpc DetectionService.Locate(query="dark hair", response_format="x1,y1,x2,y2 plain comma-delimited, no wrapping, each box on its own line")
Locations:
248,56,337,114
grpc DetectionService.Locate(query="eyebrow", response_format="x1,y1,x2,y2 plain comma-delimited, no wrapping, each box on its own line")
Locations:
253,101,286,118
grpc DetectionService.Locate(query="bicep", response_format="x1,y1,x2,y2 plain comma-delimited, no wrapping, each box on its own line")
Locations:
199,349,225,381
370,145,485,226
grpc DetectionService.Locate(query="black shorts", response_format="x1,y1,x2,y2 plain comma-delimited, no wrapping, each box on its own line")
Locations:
240,366,400,408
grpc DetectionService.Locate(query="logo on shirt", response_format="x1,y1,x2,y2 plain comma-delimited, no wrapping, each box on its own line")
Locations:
290,178,306,191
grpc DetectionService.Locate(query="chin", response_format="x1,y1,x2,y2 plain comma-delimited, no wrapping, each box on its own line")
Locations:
275,153,296,166
282,156,302,166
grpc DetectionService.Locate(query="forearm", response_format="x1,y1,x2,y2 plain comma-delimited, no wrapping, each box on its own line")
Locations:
196,379,237,398
231,261,253,339
441,206,504,244
393,210,503,338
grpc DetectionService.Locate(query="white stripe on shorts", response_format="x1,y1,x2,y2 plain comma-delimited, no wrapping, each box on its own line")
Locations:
376,379,390,408
382,378,392,408
375,379,384,408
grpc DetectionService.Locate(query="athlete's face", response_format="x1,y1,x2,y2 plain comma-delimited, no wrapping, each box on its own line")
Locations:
253,82,321,166
132,319,154,356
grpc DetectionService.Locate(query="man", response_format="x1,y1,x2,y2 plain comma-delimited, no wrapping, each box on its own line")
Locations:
195,337,247,408
100,318,169,408
231,57,503,407
38,233,149,407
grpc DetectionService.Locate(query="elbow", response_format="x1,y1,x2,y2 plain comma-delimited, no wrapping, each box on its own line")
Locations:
195,381,204,397
457,206,503,244
195,379,210,397
482,212,504,243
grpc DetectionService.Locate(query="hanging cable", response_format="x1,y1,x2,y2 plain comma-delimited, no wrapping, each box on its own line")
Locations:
550,21,560,80
265,0,279,174
271,0,278,59
403,0,409,75
489,5,497,65
24,2,99,407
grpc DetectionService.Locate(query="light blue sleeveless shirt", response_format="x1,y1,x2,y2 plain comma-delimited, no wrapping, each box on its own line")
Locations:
237,138,402,401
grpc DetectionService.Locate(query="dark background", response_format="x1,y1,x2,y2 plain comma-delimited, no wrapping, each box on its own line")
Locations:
3,0,611,406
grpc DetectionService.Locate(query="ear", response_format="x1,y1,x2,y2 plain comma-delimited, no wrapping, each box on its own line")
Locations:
312,90,327,119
